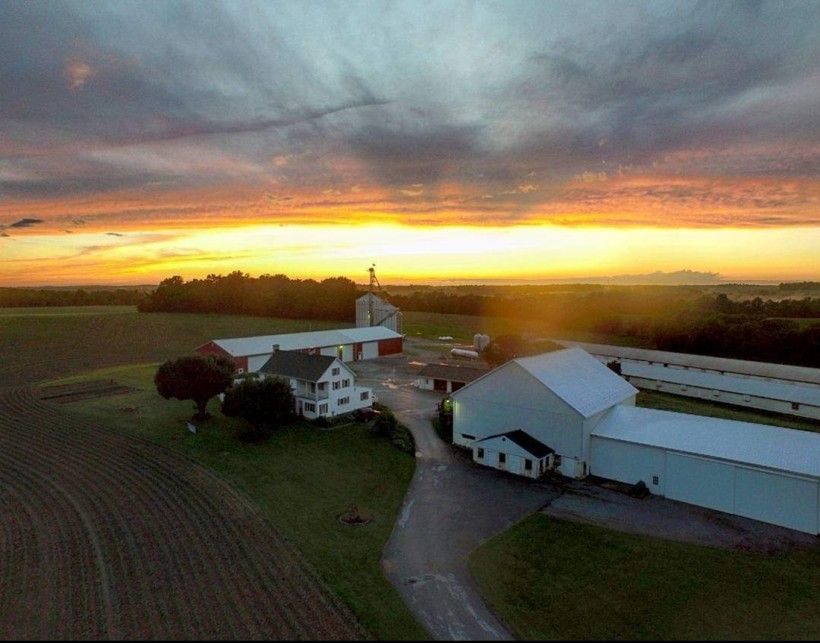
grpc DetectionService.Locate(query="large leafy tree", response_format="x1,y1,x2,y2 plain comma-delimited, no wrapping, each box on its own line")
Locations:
155,354,235,420
221,376,294,435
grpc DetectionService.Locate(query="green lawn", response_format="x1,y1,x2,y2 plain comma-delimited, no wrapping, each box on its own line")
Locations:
637,390,820,433
470,514,820,640
0,306,344,387
401,310,649,346
51,364,427,640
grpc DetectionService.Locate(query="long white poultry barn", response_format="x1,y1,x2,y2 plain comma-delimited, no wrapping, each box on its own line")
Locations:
452,347,820,534
196,326,403,374
555,340,820,419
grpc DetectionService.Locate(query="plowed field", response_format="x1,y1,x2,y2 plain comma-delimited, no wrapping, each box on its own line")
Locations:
0,387,362,639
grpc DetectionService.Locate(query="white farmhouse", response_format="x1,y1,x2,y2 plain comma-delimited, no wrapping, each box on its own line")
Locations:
452,346,820,534
258,351,373,420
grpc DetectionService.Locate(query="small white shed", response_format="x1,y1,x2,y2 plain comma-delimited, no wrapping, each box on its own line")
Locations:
472,430,554,479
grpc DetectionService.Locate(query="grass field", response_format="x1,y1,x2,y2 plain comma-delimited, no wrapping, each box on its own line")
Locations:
470,514,820,640
0,306,344,387
402,310,648,347
49,364,426,640
638,390,820,432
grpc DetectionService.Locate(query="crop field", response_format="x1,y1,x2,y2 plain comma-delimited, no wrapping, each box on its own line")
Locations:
0,306,343,387
0,386,361,639
470,514,820,640
45,363,425,640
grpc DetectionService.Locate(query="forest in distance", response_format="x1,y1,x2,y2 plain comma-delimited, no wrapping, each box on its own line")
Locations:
2,273,819,367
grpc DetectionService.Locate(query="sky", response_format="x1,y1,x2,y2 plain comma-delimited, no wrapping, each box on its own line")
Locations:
1,0,818,285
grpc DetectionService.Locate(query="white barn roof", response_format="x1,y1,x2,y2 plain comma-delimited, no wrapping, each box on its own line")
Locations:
622,362,820,406
211,326,402,357
554,340,820,386
511,348,638,417
593,405,820,479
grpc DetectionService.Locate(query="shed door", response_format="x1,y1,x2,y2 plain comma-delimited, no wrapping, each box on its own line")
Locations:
665,453,734,514
434,379,447,392
734,468,818,534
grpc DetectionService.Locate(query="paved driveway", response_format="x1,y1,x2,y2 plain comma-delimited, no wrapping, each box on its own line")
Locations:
351,357,561,640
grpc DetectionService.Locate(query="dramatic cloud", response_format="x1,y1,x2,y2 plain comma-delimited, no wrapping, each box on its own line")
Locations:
0,0,818,283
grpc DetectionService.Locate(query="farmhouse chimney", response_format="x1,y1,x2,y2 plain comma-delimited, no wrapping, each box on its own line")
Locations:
272,344,280,353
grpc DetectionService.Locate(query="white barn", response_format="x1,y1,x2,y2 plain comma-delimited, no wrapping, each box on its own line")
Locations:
258,351,373,420
591,406,820,534
355,293,403,334
453,347,820,534
452,348,638,478
196,326,403,373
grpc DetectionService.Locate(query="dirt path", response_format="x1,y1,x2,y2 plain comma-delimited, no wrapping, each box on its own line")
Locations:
0,387,362,640
352,357,561,640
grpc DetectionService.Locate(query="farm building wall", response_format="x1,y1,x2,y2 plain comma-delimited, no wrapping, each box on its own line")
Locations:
590,435,820,534
452,362,582,458
378,337,403,356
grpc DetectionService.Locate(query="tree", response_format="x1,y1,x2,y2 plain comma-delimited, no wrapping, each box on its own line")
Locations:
482,334,528,366
154,354,235,420
221,376,294,436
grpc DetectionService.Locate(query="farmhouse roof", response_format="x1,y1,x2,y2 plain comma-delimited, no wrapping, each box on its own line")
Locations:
208,326,402,357
416,363,488,383
474,430,555,458
259,351,337,382
593,405,820,478
513,348,638,417
554,340,820,387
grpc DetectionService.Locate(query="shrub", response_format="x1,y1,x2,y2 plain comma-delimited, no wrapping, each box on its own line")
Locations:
222,376,294,438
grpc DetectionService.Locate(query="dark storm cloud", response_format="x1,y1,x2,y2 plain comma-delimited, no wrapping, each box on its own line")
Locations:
8,218,45,228
0,0,817,221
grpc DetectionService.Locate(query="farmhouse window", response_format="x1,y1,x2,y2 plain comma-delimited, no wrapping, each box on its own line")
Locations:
477,448,484,459
342,379,350,388
332,367,340,376
524,459,532,471
498,452,506,465
338,396,349,405
304,403,316,413
360,391,369,401
319,403,328,414
333,381,340,390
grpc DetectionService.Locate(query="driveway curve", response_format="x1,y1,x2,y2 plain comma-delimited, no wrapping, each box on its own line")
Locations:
352,357,560,640
0,387,361,640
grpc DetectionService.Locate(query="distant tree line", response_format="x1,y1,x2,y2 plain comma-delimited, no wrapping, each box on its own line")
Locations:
0,287,146,307
389,288,819,367
137,272,358,321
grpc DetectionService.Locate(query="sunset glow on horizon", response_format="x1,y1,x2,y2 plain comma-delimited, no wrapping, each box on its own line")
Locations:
1,0,819,285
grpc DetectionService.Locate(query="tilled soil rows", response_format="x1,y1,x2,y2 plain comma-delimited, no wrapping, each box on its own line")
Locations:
39,380,136,404
0,387,363,640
